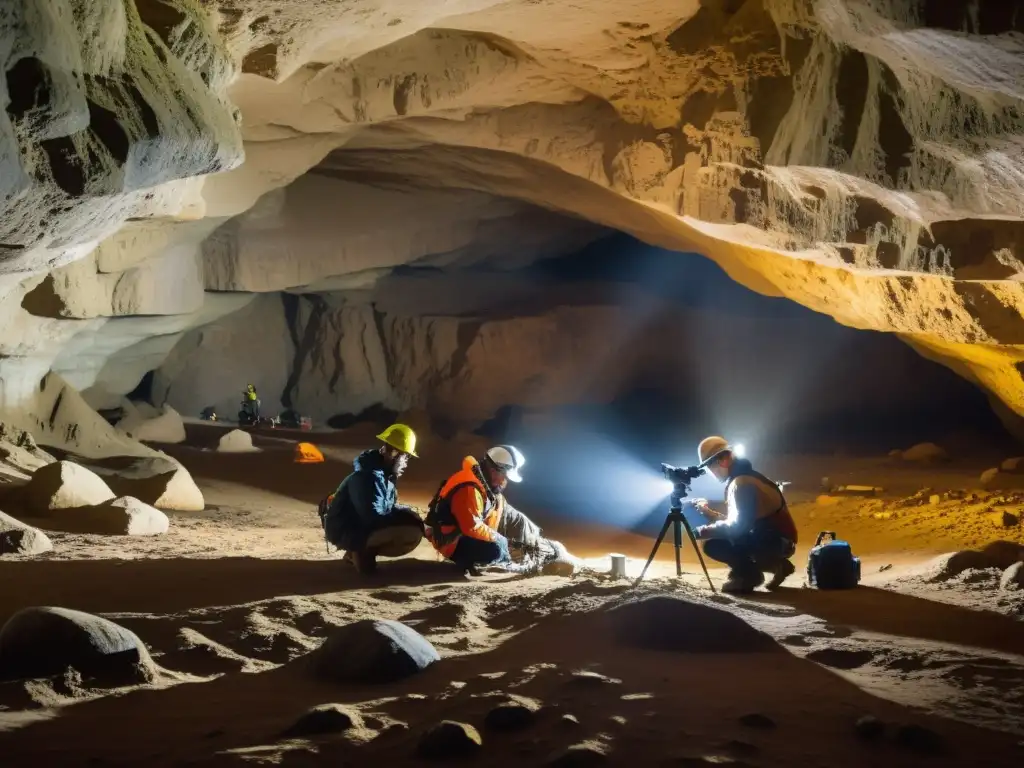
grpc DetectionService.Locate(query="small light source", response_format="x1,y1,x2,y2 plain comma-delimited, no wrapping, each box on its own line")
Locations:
609,553,627,580
732,443,746,458
660,479,675,496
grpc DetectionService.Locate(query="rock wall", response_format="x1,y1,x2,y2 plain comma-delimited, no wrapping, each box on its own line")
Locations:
2,0,1024,453
152,268,995,441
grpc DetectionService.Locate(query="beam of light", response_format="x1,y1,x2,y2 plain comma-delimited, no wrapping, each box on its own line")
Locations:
732,442,746,458
511,420,680,532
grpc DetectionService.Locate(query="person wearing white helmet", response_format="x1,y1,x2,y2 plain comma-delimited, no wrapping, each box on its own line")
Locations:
689,436,798,593
424,444,548,575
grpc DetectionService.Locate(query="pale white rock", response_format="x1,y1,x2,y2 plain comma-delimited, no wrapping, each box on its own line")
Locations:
118,405,186,444
43,495,169,537
0,510,53,556
85,456,204,513
24,460,115,513
217,429,258,453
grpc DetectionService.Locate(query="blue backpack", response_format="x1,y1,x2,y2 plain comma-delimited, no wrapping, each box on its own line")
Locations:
806,531,861,589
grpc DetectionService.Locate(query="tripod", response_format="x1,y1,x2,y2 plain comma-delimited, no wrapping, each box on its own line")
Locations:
634,502,716,591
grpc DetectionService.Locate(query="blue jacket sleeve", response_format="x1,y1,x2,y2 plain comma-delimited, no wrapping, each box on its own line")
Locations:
348,469,392,525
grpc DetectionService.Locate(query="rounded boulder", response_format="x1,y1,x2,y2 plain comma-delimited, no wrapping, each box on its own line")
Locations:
25,461,115,512
308,619,439,684
0,511,53,555
0,606,155,685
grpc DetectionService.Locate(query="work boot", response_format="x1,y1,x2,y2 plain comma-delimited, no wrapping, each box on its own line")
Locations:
341,549,377,575
765,559,796,591
722,568,765,594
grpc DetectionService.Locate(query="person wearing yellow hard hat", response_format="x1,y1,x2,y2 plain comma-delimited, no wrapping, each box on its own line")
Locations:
318,423,424,574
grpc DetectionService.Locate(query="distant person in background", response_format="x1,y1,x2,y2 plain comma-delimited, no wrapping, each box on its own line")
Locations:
426,445,572,576
319,423,425,574
241,384,260,422
691,435,798,593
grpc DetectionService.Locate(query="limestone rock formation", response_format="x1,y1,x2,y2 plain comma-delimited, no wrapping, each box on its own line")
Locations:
88,456,205,512
0,421,54,481
217,429,257,453
1,1,1024,448
24,460,116,513
72,495,169,536
117,403,186,444
0,510,53,556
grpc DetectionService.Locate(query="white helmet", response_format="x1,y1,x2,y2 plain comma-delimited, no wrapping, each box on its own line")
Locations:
486,444,525,483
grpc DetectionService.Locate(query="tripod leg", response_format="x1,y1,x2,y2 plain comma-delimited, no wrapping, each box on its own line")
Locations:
681,517,716,592
673,517,683,578
633,516,673,586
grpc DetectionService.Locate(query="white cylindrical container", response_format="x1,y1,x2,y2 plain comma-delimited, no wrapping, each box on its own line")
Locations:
609,553,627,580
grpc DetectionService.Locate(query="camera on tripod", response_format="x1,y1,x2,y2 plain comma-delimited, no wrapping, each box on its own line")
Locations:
633,462,716,590
660,462,705,500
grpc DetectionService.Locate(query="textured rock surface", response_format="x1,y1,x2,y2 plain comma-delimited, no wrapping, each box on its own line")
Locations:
153,269,999,433
1,1,1024,447
88,456,205,512
0,510,53,555
24,460,116,513
217,429,257,453
309,619,440,685
0,606,155,684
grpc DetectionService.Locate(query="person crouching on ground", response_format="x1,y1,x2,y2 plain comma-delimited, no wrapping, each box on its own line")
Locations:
690,435,798,594
319,423,425,575
425,445,546,575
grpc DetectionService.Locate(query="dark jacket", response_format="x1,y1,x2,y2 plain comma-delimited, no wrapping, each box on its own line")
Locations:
702,459,798,543
323,449,400,550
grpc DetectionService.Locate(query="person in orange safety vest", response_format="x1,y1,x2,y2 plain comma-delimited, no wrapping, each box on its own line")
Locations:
424,445,544,575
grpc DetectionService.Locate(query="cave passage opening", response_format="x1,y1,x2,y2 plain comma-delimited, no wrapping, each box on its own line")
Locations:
452,232,1020,537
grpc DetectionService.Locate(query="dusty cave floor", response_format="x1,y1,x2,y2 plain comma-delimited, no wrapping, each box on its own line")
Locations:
1,429,1024,766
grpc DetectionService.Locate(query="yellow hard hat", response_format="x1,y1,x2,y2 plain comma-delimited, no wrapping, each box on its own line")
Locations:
376,423,418,457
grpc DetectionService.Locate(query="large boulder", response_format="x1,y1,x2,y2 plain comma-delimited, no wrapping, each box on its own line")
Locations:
118,405,187,444
308,619,439,685
0,511,53,555
41,496,169,536
91,457,204,512
217,429,258,453
24,461,115,513
0,607,156,685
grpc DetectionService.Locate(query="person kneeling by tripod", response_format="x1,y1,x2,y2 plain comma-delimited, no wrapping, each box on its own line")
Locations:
690,436,798,594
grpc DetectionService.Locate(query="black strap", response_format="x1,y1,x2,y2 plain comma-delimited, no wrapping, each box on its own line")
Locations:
427,480,484,524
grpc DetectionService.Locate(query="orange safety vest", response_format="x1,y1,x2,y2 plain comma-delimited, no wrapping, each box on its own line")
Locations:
425,457,504,559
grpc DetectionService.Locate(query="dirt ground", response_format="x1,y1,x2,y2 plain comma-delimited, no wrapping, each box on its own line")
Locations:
1,423,1023,766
